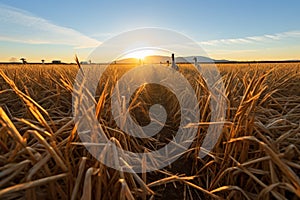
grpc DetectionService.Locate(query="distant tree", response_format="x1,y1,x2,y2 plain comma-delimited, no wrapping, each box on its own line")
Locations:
166,60,170,66
20,58,27,64
52,60,61,64
41,59,45,64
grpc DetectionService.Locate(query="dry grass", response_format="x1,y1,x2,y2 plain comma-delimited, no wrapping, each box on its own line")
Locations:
0,62,299,199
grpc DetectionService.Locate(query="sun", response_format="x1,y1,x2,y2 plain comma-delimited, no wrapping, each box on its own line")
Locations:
123,49,155,60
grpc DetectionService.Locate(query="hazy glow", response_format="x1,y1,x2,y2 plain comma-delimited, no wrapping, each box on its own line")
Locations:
123,49,159,60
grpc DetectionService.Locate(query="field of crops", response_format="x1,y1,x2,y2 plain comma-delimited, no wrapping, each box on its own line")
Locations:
0,62,300,199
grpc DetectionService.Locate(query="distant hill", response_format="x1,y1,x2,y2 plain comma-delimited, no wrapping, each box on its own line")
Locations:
175,56,231,63
117,55,231,64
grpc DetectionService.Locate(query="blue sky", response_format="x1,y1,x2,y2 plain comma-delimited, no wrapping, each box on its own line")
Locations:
0,0,300,62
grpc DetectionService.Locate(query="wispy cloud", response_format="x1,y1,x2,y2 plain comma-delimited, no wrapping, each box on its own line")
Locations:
0,4,101,48
199,30,300,46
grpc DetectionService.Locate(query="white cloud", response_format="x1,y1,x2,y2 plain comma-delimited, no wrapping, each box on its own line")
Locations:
199,30,300,46
0,4,101,48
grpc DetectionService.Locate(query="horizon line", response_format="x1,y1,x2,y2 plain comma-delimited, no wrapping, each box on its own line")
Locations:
1,59,300,65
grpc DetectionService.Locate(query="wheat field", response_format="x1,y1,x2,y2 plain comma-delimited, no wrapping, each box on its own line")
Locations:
0,62,300,199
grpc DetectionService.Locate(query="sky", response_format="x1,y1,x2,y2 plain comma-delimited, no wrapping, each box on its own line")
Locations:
0,0,300,62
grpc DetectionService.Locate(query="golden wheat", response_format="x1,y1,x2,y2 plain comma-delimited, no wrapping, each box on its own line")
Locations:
0,62,299,199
